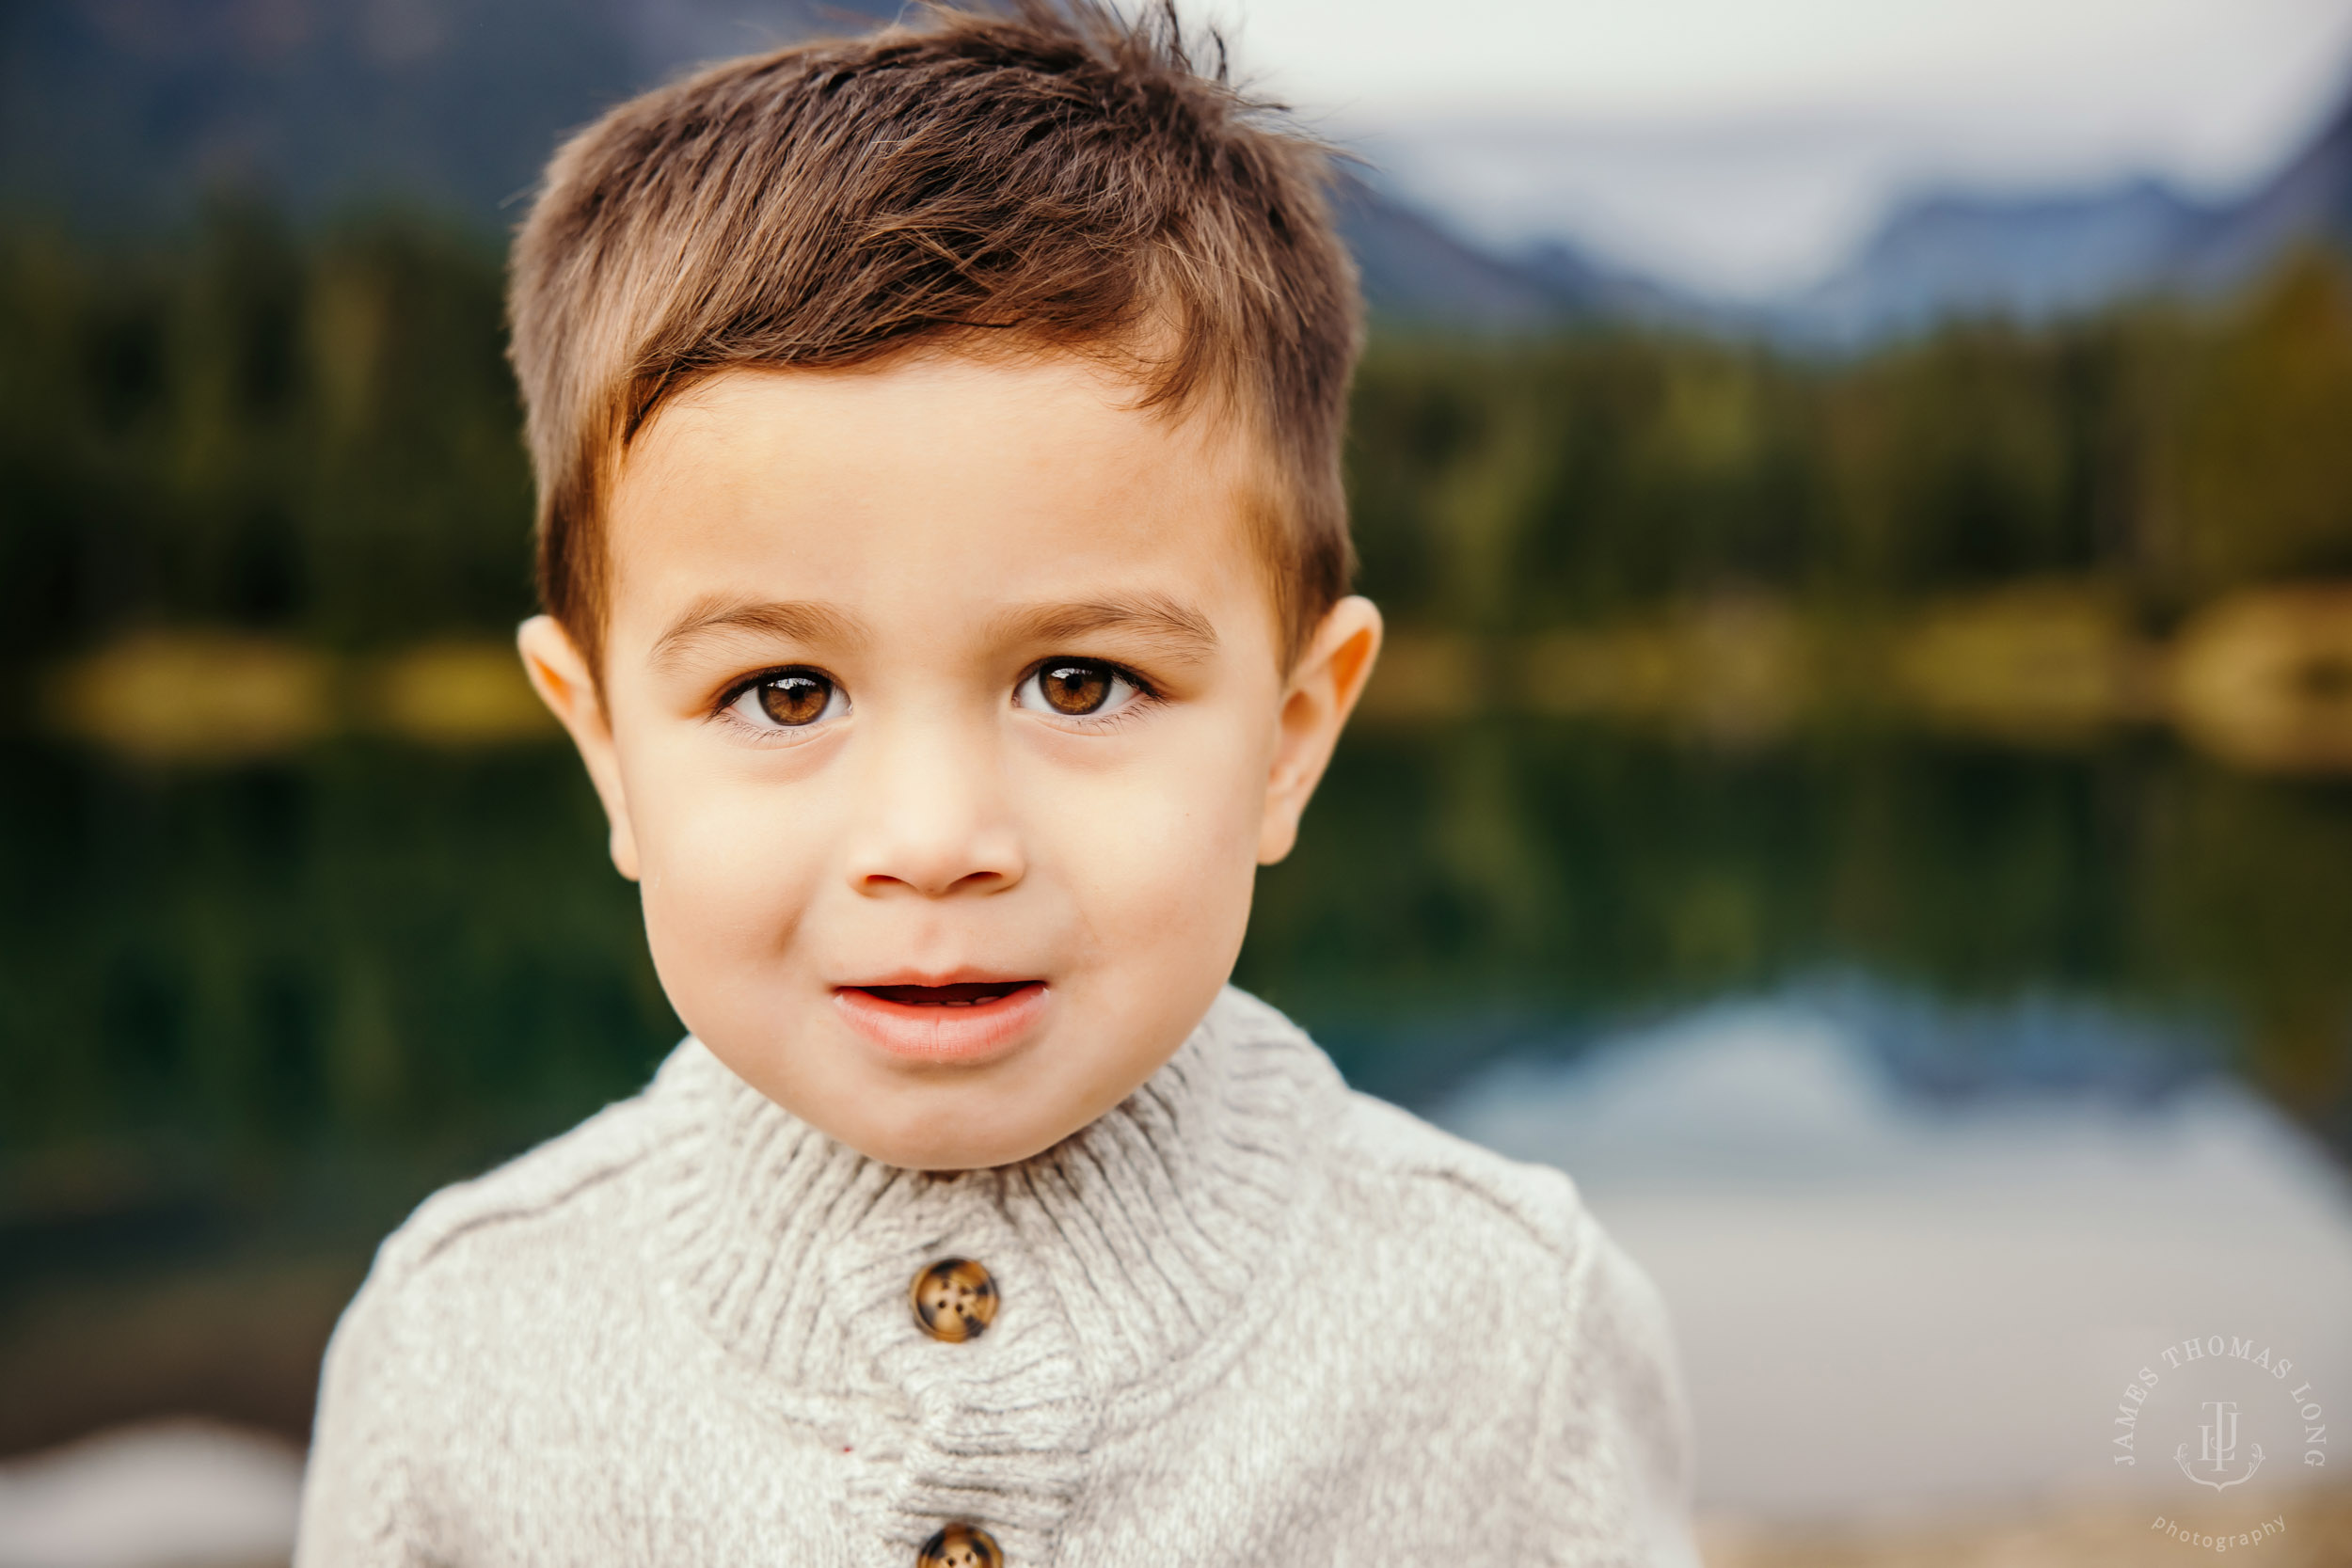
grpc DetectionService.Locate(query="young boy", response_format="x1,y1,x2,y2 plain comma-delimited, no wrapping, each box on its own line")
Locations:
296,5,1692,1563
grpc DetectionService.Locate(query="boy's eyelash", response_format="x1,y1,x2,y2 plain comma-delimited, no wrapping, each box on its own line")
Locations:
710,664,847,745
1022,657,1160,699
1018,657,1165,726
714,665,822,715
707,658,1165,734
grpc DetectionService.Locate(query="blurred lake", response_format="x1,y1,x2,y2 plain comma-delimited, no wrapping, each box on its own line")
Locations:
5,710,2351,1528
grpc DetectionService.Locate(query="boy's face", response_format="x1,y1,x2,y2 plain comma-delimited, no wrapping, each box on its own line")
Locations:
521,356,1379,1169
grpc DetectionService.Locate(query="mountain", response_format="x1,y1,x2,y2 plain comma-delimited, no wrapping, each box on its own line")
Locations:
0,0,893,231
34,1,2332,340
0,0,1610,329
2182,86,2352,291
1777,178,2212,345
1773,78,2352,344
1330,177,1654,327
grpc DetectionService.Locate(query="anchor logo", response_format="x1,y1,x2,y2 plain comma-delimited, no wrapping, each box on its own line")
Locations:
2174,1400,2265,1492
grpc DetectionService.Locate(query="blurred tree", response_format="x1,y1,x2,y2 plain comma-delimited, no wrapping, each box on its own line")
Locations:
2161,248,2352,597
7,211,2352,674
0,204,530,679
1818,323,2089,592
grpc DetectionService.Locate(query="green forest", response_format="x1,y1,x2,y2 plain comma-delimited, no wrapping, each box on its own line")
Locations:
6,202,2352,683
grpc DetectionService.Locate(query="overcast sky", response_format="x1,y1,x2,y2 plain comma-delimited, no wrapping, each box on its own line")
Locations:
1195,0,2352,296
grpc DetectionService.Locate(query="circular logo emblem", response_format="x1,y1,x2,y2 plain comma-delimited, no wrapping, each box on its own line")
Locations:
2111,1334,2328,1550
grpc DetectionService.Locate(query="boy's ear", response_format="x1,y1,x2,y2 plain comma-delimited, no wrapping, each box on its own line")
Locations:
1258,594,1383,865
517,615,642,881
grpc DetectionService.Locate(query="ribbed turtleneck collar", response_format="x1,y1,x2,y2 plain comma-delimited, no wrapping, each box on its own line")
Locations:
644,986,1343,1397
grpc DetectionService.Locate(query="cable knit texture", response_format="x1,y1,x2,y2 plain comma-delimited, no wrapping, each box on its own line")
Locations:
296,988,1695,1566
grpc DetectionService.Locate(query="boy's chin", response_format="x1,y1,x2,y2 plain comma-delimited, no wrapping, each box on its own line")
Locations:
693,1032,1113,1171
863,1128,1067,1174
779,1053,1170,1172
693,980,1217,1170
807,1094,1100,1173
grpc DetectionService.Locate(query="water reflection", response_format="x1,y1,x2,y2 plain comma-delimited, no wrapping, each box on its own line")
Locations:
1438,994,2352,1514
1248,721,2352,1164
3,719,2350,1499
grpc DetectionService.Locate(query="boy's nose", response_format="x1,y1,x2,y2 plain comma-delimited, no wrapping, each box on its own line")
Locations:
839,721,1025,897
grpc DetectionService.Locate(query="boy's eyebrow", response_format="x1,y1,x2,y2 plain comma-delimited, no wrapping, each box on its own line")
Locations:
992,596,1219,662
650,597,870,669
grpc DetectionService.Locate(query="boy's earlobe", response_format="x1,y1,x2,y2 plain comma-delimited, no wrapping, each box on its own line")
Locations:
516,616,642,881
1257,595,1383,866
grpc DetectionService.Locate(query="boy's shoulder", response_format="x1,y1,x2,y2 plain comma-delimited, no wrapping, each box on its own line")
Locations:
1321,1072,1598,1272
361,1046,701,1300
1213,985,1591,1249
1205,989,1604,1283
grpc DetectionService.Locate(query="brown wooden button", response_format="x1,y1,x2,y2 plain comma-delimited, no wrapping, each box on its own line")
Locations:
916,1523,1002,1568
910,1258,997,1342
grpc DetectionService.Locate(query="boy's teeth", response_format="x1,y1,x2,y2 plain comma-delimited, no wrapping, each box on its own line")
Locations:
859,981,1026,1006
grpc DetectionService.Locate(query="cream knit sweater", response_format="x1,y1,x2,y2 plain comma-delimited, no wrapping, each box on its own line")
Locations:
296,988,1695,1566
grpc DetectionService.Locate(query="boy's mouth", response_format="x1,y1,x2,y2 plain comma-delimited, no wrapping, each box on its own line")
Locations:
853,980,1036,1007
833,979,1050,1064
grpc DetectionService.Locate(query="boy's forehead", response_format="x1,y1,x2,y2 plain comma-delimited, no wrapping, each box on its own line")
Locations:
605,357,1284,647
645,590,1224,678
642,352,1247,472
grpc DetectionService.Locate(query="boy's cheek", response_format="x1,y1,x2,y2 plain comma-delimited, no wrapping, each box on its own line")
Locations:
1053,773,1263,967
633,775,834,953
1027,734,1263,900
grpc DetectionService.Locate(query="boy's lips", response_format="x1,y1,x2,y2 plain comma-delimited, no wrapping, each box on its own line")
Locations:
833,979,1049,1064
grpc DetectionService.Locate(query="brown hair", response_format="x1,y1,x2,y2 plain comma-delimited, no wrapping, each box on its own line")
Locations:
508,0,1361,673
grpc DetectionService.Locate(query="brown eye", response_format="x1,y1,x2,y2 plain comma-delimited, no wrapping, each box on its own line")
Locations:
1016,659,1143,721
1039,662,1110,715
727,669,846,731
760,674,831,725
